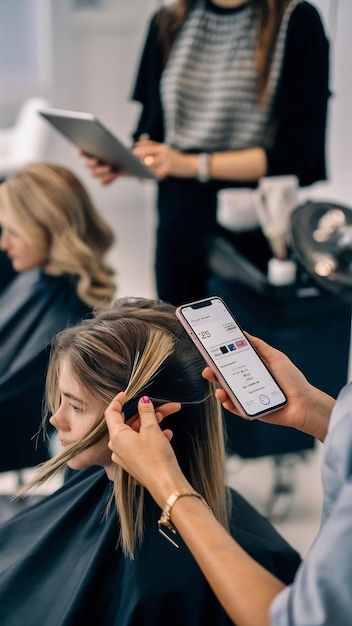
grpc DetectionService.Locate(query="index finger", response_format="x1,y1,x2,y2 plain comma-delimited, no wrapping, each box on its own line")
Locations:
202,366,219,384
202,368,238,411
127,400,181,433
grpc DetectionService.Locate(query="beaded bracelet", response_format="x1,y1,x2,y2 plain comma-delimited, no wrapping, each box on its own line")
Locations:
158,489,211,548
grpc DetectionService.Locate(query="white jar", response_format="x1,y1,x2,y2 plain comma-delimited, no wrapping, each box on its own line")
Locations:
267,258,297,286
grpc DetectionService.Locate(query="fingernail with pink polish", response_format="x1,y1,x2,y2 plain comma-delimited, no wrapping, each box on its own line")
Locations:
141,396,150,404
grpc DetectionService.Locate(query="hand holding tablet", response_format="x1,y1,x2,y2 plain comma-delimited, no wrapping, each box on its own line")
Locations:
39,108,156,180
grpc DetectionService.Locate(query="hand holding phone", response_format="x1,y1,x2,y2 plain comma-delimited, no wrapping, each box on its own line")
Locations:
176,296,287,420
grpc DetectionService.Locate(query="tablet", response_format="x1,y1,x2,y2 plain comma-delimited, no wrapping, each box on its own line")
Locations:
39,107,156,180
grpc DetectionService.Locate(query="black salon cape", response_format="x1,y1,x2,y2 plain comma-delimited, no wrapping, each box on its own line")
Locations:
0,250,17,294
0,269,90,471
0,468,301,626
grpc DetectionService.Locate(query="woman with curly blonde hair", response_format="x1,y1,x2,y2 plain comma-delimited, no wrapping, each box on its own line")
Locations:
0,163,116,471
0,162,115,306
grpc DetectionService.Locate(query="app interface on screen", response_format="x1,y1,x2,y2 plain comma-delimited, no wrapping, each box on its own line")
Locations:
182,299,286,415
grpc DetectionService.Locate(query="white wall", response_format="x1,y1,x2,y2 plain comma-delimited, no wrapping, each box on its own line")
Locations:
325,1,352,205
46,0,160,299
301,1,352,207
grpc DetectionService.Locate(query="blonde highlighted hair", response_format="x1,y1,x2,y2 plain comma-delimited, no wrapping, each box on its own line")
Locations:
20,298,230,558
0,163,116,307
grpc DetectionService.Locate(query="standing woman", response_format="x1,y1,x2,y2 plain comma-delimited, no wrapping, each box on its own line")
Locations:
84,0,329,305
0,163,116,471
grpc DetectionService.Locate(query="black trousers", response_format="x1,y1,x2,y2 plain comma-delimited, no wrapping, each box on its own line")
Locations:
155,177,263,306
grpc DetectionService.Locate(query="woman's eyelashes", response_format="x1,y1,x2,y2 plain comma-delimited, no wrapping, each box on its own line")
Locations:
69,403,83,413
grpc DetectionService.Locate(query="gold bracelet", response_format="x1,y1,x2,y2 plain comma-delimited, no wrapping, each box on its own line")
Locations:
158,489,211,548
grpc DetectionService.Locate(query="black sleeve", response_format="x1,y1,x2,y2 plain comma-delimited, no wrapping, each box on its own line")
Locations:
131,14,165,143
265,2,330,186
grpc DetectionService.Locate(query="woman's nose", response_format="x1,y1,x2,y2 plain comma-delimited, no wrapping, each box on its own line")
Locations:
49,408,70,431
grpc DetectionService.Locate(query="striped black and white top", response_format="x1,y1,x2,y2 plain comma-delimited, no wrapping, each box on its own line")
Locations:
160,0,301,153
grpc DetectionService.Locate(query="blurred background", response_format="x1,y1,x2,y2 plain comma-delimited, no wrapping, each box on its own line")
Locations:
0,0,351,557
1,0,351,300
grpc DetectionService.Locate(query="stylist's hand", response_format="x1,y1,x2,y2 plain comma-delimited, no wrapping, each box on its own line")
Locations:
105,393,191,507
133,138,198,180
203,334,335,442
77,149,122,185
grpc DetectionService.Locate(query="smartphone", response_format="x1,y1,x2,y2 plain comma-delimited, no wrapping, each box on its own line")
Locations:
176,296,287,419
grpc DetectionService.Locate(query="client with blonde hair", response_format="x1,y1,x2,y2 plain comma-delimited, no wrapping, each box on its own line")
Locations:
0,163,116,472
0,298,300,626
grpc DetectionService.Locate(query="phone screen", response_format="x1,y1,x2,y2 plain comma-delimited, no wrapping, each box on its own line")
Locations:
177,297,287,418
